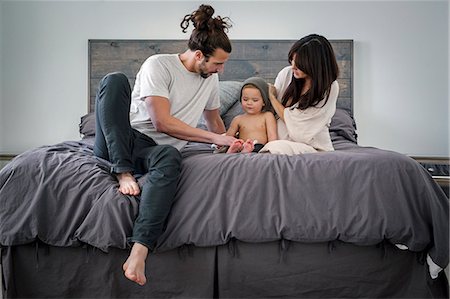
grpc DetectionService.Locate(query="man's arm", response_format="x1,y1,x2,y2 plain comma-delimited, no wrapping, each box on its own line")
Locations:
203,109,226,134
145,96,235,146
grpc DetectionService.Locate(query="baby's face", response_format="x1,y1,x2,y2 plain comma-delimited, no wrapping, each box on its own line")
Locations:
241,86,264,115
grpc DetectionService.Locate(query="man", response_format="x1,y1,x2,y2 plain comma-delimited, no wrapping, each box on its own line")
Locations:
93,4,235,286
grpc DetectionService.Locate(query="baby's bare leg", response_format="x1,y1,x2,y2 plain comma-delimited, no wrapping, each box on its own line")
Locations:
227,140,244,153
123,242,148,286
241,139,255,153
116,172,140,196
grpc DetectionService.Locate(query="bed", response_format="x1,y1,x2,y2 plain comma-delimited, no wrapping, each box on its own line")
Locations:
0,39,448,298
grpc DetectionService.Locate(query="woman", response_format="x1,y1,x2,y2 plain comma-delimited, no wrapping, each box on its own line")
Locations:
260,34,340,155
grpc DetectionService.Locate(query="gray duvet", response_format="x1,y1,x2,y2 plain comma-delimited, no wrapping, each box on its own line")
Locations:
0,133,448,273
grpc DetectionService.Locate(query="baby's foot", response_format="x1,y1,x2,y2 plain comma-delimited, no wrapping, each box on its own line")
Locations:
116,172,140,196
227,140,244,153
123,243,148,286
241,139,255,153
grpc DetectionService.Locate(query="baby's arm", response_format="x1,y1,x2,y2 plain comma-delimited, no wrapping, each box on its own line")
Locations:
226,116,241,138
265,112,278,142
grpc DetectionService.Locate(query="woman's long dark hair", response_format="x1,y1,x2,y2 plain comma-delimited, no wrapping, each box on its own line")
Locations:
180,4,232,58
281,34,339,110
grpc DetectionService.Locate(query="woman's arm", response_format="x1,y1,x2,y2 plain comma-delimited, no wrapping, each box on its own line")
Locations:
268,84,286,121
265,112,278,142
146,96,236,146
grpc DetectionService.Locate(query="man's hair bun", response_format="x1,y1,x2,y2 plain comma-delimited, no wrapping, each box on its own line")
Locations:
180,4,232,57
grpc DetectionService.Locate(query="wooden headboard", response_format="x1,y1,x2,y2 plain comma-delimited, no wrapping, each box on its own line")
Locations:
88,39,353,114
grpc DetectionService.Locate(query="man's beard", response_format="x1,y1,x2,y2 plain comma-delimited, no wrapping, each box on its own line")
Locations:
199,60,213,79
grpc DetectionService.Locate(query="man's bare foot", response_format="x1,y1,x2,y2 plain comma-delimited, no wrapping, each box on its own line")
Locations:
241,139,255,153
116,172,140,196
123,243,149,286
227,139,244,153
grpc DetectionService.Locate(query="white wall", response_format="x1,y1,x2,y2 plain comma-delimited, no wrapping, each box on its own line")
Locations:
0,0,448,157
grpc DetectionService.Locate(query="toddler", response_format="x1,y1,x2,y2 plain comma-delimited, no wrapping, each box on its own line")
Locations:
225,77,277,153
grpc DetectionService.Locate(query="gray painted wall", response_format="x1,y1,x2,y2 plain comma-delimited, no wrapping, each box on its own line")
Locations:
0,0,449,156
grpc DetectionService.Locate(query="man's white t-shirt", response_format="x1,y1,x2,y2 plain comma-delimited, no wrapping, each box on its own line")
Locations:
130,54,220,150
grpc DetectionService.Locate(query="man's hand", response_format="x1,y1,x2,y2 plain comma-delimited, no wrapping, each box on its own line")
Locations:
212,134,236,147
146,96,236,145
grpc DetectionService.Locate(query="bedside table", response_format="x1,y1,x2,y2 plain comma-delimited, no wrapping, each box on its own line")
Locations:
410,156,449,198
0,154,17,170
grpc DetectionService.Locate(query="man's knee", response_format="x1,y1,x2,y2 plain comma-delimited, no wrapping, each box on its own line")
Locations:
146,145,181,182
152,145,182,168
101,72,129,88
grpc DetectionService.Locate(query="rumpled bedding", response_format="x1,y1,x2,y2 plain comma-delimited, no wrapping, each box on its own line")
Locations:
0,134,448,274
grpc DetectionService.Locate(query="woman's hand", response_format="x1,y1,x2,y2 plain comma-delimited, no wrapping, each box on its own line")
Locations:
268,83,277,98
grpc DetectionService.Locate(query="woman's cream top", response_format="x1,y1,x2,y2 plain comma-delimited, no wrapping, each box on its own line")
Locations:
260,66,339,155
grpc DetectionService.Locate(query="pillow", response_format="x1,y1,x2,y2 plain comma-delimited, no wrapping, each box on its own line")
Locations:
218,81,243,116
198,80,243,129
329,108,358,143
79,112,96,137
221,100,244,129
